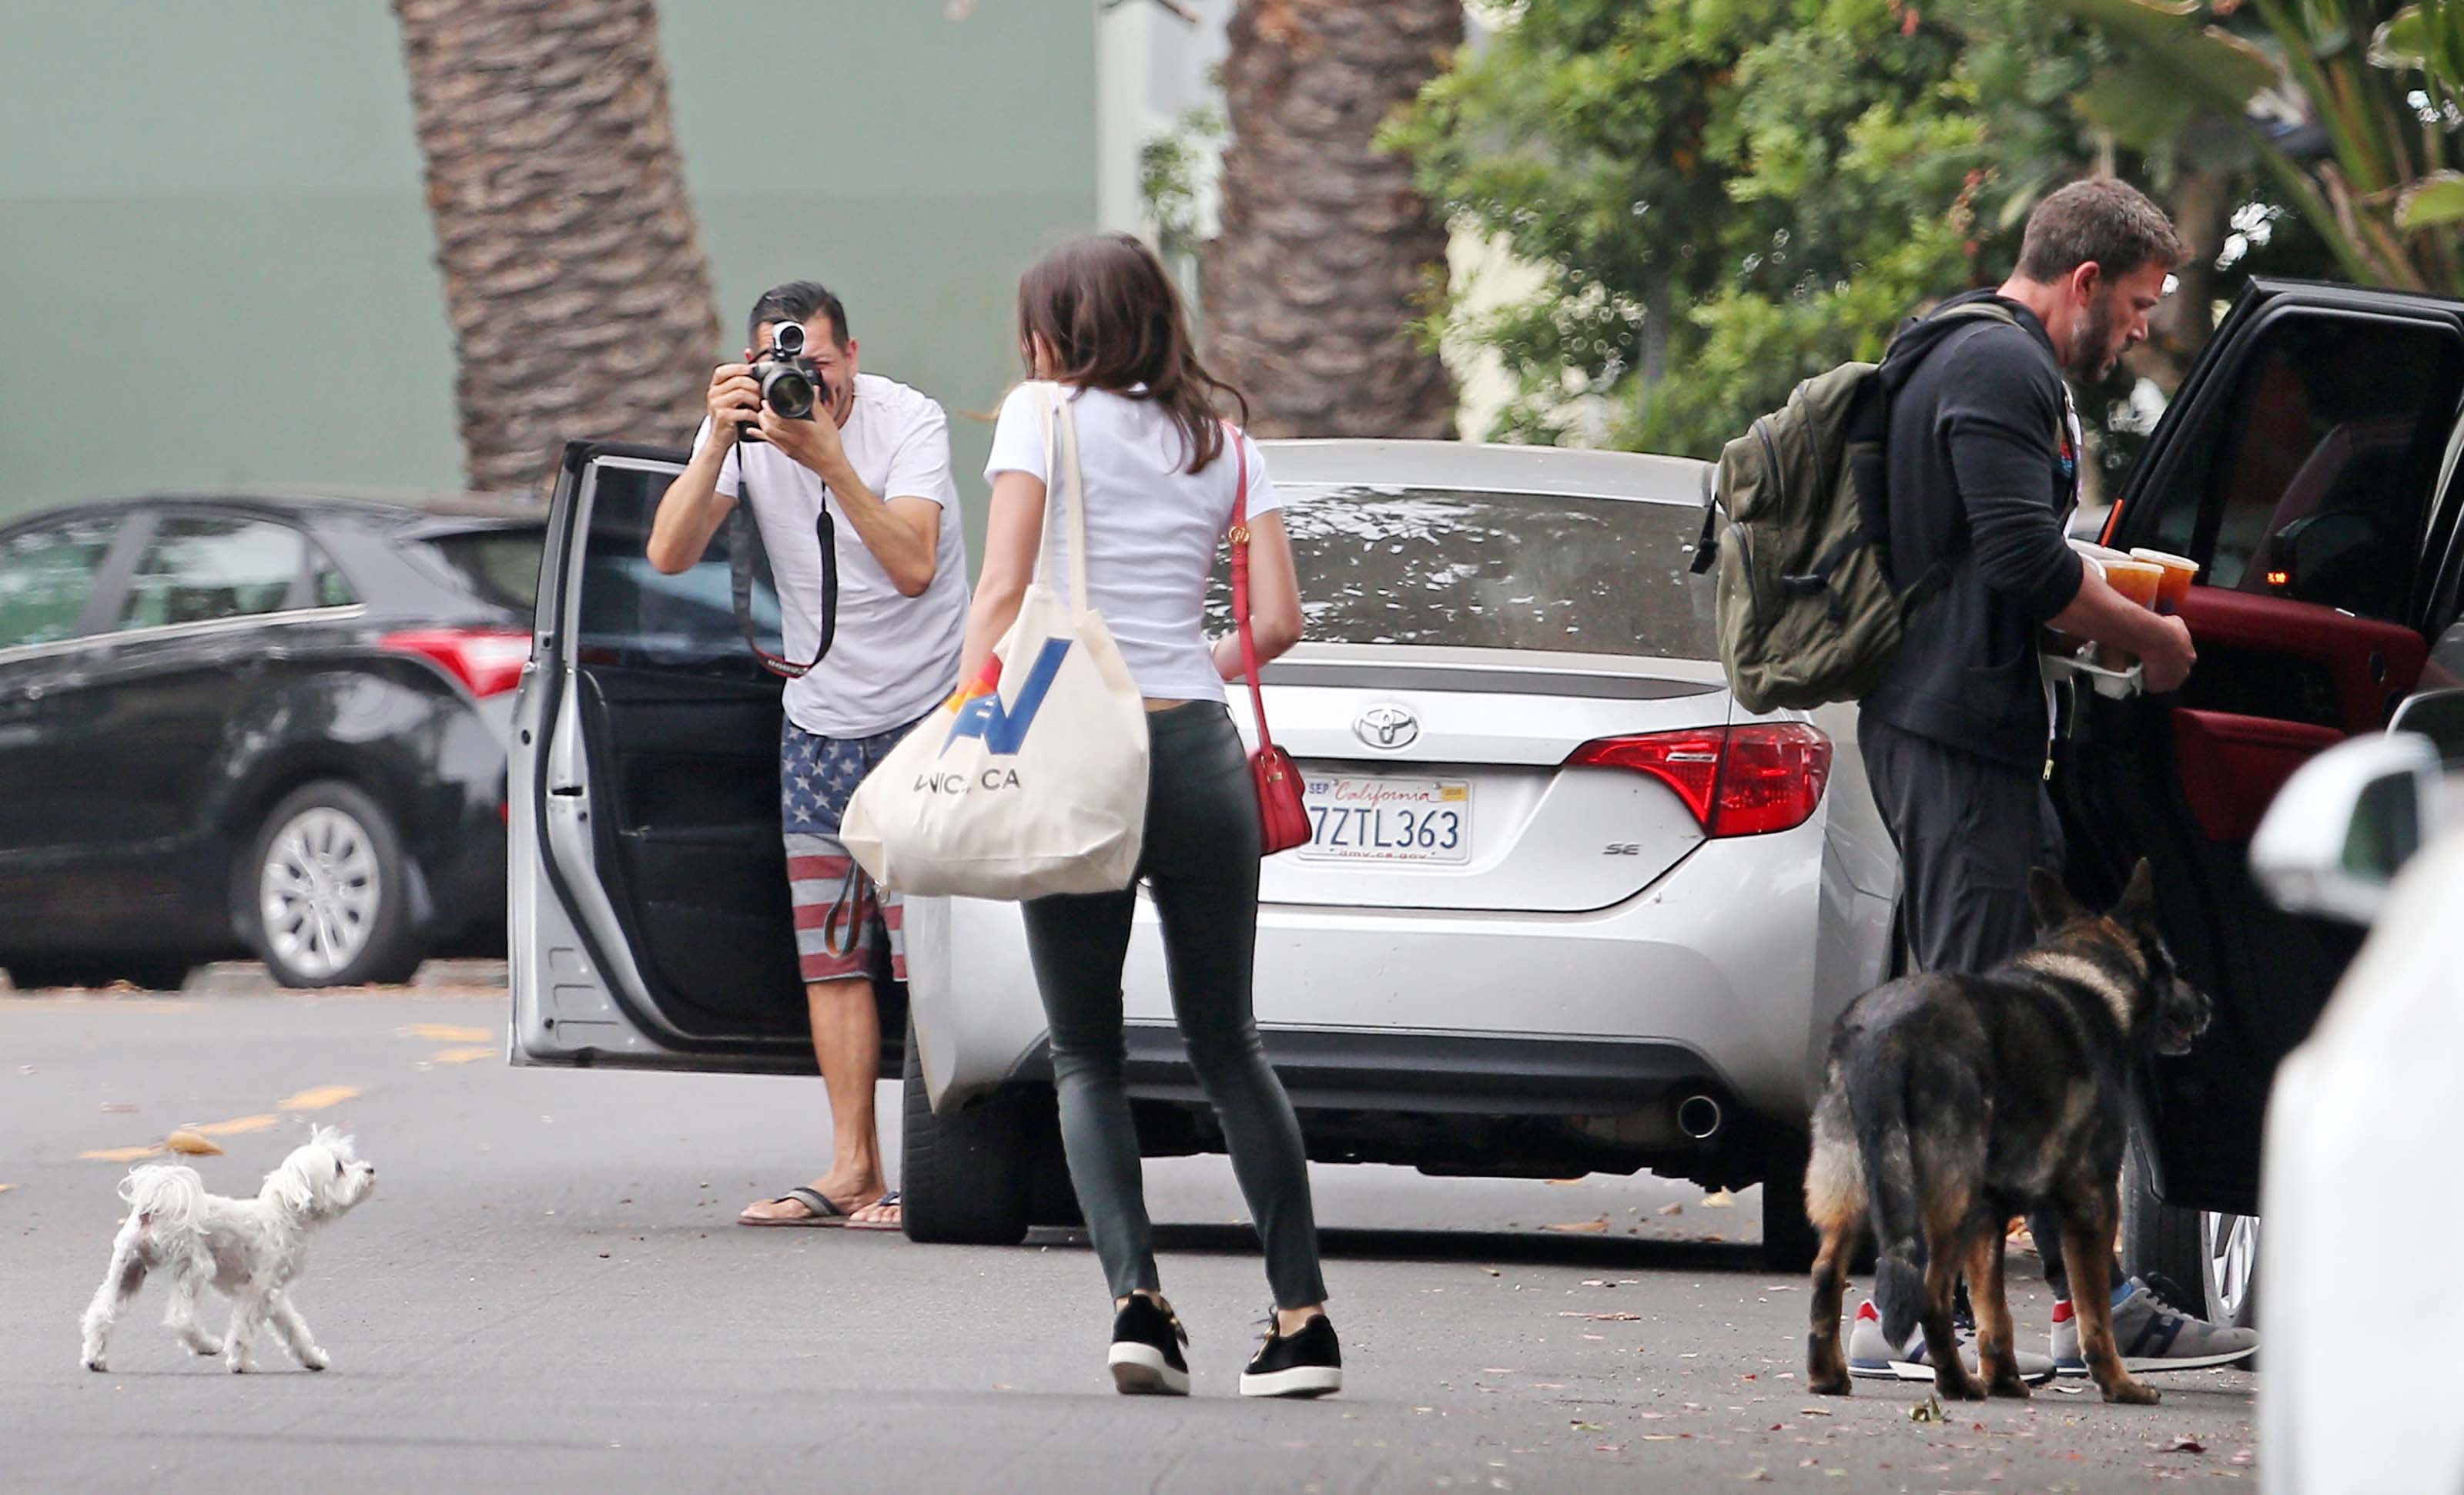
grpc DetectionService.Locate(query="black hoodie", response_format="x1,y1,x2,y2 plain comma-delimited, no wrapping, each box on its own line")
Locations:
1860,290,2086,770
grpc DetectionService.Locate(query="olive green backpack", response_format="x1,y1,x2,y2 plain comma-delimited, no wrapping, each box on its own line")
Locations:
1689,300,2020,714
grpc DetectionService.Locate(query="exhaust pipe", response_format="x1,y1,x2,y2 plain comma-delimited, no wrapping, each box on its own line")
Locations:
1674,1092,1724,1141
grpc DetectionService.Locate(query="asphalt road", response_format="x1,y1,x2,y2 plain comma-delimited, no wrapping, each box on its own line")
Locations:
0,974,2258,1493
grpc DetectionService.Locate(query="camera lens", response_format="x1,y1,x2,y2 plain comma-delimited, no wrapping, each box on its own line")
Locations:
772,323,806,357
763,366,817,421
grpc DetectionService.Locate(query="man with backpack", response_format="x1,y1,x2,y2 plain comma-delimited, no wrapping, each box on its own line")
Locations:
1851,180,2251,1379
1705,177,2250,1382
1860,177,2194,977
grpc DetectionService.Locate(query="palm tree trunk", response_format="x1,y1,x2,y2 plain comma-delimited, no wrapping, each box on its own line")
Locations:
394,0,719,493
1200,0,1461,439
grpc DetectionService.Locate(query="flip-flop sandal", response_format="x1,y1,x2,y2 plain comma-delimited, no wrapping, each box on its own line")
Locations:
738,1186,855,1227
844,1190,903,1232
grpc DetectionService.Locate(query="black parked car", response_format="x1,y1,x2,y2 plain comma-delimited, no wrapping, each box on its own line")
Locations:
0,491,544,990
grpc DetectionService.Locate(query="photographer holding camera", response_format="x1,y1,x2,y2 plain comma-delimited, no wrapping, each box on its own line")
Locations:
648,280,969,1232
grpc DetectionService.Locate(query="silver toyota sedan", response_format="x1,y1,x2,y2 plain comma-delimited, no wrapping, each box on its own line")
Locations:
507,439,1897,1268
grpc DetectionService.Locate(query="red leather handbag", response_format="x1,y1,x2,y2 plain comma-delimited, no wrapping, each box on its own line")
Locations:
1225,426,1312,856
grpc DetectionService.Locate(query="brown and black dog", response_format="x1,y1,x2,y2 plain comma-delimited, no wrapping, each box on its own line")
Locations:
1801,860,2211,1405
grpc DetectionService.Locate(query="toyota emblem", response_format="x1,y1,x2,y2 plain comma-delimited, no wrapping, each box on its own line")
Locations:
1354,705,1419,750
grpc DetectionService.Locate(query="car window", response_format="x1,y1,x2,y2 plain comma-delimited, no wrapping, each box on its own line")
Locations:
0,515,119,649
1205,486,1719,659
312,549,359,608
421,528,544,612
2141,313,2464,623
118,515,306,631
574,464,784,678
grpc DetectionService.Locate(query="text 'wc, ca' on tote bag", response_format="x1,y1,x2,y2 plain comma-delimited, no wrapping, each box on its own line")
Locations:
840,383,1150,899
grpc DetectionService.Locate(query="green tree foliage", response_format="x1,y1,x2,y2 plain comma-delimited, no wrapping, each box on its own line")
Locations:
1389,0,2112,458
2050,0,2463,292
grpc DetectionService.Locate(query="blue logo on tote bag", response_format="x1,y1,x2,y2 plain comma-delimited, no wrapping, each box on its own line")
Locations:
942,637,1073,756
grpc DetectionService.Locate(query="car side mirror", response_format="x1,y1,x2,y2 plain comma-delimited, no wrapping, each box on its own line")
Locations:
2389,686,2464,764
2251,732,2443,923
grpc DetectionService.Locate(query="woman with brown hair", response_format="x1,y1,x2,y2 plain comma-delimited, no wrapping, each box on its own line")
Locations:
959,233,1336,1397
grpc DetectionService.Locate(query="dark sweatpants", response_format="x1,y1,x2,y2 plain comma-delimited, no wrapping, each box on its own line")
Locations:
1860,714,2079,1303
1858,715,2064,978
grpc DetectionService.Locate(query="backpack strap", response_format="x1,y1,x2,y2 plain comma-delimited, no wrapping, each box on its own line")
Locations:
1866,297,2032,613
1688,460,1719,576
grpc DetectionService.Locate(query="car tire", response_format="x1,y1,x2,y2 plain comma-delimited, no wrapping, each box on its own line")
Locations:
241,780,424,989
898,1027,1035,1246
2118,1130,2205,1293
2198,1209,2260,1332
1759,1128,1821,1272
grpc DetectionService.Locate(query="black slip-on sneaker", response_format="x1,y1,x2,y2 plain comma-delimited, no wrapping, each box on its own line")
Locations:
1239,1312,1342,1399
1108,1294,1190,1396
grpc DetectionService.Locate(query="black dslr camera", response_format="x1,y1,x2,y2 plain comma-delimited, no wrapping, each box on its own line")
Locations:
742,322,823,441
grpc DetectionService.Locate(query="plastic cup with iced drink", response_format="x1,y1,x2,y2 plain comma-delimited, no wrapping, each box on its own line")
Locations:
2129,548,2200,612
2097,558,2164,669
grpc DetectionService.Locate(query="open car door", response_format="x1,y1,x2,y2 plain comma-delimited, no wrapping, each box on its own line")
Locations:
2054,280,2464,1218
510,441,896,1073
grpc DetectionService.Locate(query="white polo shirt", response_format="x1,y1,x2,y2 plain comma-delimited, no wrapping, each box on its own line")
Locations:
693,371,969,739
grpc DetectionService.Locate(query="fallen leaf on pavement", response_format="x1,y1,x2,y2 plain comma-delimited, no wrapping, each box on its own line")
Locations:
1908,1394,1944,1423
81,1146,163,1163
430,1046,494,1064
400,1024,492,1043
164,1129,224,1156
1543,1217,1610,1234
1658,1202,1684,1216
279,1085,359,1111
1700,1189,1736,1208
189,1115,278,1137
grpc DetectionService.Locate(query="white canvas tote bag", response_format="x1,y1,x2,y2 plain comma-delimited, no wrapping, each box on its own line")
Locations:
840,384,1150,898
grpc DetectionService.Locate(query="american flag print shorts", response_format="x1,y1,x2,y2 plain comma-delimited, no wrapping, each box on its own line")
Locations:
780,715,919,984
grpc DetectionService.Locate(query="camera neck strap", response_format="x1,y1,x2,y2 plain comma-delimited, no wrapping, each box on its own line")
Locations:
729,460,838,680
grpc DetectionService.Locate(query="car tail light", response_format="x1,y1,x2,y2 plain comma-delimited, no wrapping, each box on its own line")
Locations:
382,628,532,699
1565,723,1833,837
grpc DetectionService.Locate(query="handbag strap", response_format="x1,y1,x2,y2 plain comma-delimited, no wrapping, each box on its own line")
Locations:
1223,421,1277,753
1033,382,1093,615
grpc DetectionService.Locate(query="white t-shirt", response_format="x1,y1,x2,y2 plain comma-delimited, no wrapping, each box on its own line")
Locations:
984,384,1282,704
694,372,969,739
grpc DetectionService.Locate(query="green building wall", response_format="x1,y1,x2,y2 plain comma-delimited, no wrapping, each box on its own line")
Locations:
0,1,1100,553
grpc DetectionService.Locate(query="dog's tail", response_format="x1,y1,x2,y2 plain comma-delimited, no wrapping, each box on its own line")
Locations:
118,1164,203,1233
1846,1051,1927,1349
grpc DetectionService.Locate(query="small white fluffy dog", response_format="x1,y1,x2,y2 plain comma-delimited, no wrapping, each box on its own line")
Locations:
80,1126,376,1373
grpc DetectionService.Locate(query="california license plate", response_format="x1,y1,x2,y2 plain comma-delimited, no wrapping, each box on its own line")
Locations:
1296,775,1471,865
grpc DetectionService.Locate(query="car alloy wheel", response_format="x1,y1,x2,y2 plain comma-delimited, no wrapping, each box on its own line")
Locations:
2200,1209,2260,1328
259,805,384,984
